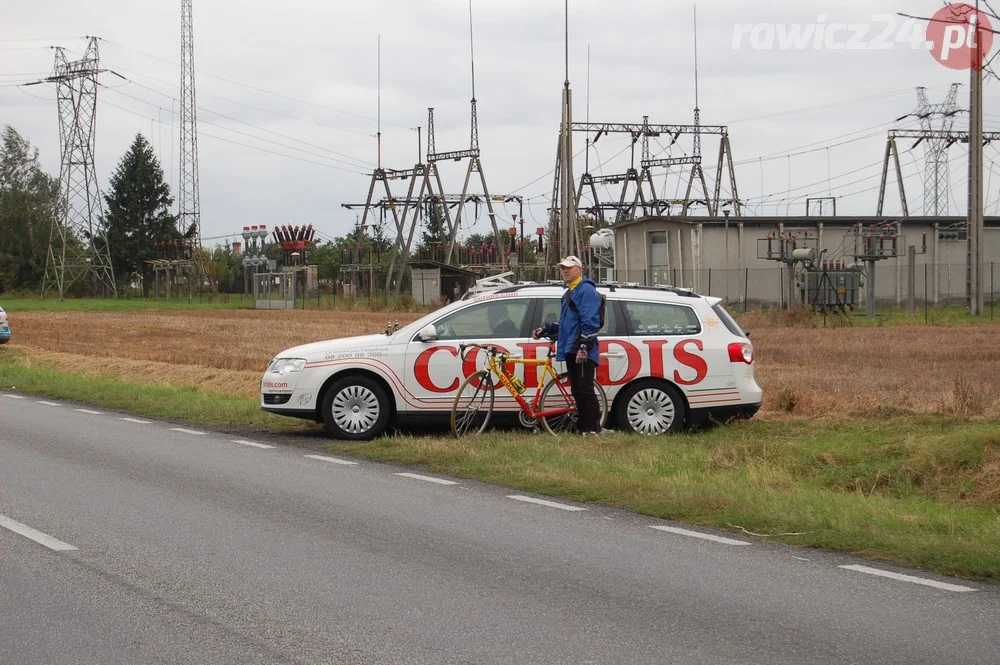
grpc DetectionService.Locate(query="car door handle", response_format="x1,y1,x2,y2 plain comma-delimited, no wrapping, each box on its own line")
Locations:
601,352,626,359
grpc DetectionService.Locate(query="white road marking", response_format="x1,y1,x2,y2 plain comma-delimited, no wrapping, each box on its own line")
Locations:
119,417,151,424
395,472,458,485
839,565,977,592
0,514,77,552
507,495,587,511
169,427,205,436
75,409,102,415
232,439,275,450
2,394,25,399
305,454,357,465
649,525,750,546
36,401,60,406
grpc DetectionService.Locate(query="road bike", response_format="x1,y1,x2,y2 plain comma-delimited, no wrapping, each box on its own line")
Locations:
451,339,608,437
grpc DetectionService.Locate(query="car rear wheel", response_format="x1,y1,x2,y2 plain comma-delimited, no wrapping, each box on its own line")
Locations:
616,380,685,435
321,376,391,441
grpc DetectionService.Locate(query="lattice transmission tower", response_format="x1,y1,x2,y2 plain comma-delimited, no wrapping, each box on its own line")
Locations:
916,84,961,215
179,0,202,244
42,37,116,299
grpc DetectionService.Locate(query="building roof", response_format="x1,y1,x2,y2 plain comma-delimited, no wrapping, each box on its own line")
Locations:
405,260,481,277
612,215,1000,230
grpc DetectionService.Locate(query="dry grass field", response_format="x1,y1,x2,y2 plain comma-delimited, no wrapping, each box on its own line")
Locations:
6,308,1000,420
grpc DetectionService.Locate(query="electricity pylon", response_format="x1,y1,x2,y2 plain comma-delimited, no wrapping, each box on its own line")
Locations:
180,0,202,244
41,37,116,299
916,84,961,215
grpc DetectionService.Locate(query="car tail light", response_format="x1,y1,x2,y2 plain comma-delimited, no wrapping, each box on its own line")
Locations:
728,342,754,364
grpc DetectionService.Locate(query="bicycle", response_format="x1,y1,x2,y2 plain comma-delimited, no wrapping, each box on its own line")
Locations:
450,338,608,437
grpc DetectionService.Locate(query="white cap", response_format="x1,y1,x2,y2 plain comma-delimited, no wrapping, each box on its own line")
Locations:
558,255,583,268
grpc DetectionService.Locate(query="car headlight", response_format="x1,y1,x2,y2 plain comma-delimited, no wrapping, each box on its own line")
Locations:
268,358,307,375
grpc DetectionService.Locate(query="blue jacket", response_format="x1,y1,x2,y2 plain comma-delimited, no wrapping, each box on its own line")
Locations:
542,277,601,364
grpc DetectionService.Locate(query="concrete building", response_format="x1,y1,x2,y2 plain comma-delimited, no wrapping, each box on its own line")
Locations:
610,216,1000,308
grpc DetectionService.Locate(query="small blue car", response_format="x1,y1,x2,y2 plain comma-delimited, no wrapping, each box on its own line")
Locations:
0,305,10,344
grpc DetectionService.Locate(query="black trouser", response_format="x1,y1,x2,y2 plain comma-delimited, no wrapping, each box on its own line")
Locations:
566,355,601,433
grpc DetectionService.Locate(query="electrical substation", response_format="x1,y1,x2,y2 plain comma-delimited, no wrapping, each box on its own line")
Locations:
24,2,998,315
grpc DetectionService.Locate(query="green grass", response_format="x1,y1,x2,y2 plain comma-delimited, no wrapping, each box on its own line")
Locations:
0,347,305,430
2,346,998,581
0,293,438,314
330,419,1000,580
844,305,999,327
0,294,251,312
739,303,1000,328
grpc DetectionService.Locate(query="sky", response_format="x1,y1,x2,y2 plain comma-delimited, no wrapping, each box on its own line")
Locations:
3,0,1000,248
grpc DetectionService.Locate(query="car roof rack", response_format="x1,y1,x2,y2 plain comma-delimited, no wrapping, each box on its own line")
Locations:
598,282,699,298
464,280,701,299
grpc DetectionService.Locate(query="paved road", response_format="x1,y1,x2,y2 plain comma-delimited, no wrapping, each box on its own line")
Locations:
1,393,997,665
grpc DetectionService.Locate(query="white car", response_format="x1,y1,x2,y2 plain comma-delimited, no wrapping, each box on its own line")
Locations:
261,283,762,440
0,305,10,344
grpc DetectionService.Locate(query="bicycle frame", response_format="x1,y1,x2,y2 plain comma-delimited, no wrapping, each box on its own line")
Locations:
464,342,576,421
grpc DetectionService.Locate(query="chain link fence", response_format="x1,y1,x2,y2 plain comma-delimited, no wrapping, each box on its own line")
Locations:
606,262,999,318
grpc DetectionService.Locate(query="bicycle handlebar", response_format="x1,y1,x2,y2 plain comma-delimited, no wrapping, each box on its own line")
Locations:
458,342,502,362
459,340,553,364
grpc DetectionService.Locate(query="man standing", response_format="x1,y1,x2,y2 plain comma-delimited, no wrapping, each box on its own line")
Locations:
533,256,603,436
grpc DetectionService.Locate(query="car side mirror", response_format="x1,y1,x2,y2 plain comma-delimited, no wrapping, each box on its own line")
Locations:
415,324,438,342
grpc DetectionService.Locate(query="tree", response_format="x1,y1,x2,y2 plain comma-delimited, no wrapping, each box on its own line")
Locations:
0,126,61,291
102,134,191,294
421,199,448,246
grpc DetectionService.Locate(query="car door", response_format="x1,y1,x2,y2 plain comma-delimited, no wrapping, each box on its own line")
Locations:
403,297,532,413
621,299,731,390
530,295,631,393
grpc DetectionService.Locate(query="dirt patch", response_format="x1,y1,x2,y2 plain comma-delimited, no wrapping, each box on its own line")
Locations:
11,309,423,372
8,309,1000,420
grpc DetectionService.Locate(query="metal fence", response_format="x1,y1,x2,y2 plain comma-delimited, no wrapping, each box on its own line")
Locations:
605,263,1000,316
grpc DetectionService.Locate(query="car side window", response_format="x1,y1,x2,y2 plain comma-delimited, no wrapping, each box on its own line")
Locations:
431,299,530,340
623,301,701,336
539,296,617,335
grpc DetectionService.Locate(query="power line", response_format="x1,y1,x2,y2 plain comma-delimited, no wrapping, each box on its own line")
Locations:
101,60,376,139
106,77,374,169
97,94,370,176
733,119,920,166
99,84,372,173
721,87,936,125
97,37,414,131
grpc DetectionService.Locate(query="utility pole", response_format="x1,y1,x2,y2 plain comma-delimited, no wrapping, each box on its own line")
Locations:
969,0,985,316
556,0,580,266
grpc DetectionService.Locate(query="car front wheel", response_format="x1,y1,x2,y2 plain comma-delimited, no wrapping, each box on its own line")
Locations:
616,380,685,435
321,376,391,441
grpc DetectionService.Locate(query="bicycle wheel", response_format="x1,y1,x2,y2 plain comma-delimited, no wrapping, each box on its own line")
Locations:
451,370,495,437
538,375,608,435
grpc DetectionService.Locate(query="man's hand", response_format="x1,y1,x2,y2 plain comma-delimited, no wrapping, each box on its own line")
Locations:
532,327,544,340
575,345,589,362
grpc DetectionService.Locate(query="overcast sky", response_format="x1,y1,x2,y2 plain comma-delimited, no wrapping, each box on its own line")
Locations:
3,0,999,246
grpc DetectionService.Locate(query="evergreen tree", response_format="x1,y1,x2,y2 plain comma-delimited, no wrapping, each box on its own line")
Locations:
102,134,189,294
0,126,61,291
421,200,448,246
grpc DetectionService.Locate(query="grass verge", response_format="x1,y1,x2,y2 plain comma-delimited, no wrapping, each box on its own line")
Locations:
0,296,250,312
0,347,306,431
2,346,998,581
